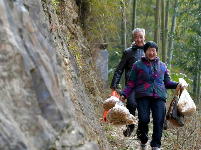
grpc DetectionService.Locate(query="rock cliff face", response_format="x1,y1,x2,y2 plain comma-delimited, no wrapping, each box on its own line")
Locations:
0,0,109,149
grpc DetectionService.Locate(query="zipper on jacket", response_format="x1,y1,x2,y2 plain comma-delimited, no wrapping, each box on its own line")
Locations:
137,49,142,61
136,48,145,61
151,61,156,97
153,83,156,97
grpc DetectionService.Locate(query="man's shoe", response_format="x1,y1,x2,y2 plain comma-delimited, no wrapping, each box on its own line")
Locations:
123,125,134,137
152,147,160,150
136,128,141,139
140,143,147,150
163,118,167,130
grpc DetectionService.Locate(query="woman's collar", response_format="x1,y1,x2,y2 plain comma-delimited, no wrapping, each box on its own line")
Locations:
142,56,159,66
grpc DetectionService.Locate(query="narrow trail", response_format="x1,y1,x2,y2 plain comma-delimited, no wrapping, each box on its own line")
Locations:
105,124,154,150
103,115,168,150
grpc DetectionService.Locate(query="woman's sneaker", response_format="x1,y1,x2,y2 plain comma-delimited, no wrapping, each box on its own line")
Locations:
152,147,160,150
140,144,147,150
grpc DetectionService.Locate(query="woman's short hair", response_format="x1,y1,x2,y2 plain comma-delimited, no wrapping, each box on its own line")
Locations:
144,41,158,53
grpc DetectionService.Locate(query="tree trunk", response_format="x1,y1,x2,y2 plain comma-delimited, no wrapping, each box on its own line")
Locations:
197,71,200,104
131,0,137,43
154,0,161,57
120,1,126,89
193,74,197,100
165,0,170,63
161,0,166,63
196,48,201,104
193,49,200,104
195,72,199,104
167,0,178,67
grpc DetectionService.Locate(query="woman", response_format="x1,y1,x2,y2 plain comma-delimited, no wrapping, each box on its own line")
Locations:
120,41,180,150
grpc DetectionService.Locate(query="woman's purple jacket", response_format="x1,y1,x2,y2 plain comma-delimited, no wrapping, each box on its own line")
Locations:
121,56,178,101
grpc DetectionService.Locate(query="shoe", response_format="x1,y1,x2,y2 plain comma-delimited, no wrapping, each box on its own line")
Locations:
123,125,134,137
152,147,160,150
140,144,147,150
136,128,141,139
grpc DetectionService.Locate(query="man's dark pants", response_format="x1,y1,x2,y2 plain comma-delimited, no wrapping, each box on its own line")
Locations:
126,91,137,129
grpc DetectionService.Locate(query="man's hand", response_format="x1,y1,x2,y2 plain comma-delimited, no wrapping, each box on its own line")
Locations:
111,87,116,91
119,95,126,103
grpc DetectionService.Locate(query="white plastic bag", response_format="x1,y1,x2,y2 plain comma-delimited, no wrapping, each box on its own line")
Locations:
178,89,196,116
103,96,119,110
179,78,188,87
106,101,137,125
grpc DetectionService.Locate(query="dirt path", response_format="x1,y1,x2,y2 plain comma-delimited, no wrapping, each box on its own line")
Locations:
105,124,153,150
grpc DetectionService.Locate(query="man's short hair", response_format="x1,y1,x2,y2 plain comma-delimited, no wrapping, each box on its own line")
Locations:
132,28,145,36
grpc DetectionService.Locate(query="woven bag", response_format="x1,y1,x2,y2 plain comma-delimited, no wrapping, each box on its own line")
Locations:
166,84,184,127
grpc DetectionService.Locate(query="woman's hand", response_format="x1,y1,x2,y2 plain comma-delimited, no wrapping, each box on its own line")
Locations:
180,83,185,92
178,83,185,96
119,95,126,103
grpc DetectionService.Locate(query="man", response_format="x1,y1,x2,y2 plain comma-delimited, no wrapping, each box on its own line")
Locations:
110,28,145,137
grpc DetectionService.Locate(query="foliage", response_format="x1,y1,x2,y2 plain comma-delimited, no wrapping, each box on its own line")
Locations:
135,0,156,41
77,0,201,149
52,0,60,12
162,0,201,146
78,0,124,43
67,34,83,70
172,34,201,74
162,111,201,150
77,0,162,89
171,0,201,97
108,47,122,86
107,0,157,88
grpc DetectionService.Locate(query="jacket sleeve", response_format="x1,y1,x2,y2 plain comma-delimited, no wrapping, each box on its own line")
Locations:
163,64,178,89
121,63,137,98
110,50,128,88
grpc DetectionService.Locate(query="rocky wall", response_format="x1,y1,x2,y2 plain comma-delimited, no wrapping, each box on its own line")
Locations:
0,0,109,149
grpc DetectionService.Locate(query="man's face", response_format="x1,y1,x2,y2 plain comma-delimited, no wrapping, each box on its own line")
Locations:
133,31,145,47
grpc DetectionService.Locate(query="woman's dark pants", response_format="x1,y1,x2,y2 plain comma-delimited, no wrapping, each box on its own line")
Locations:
136,97,165,148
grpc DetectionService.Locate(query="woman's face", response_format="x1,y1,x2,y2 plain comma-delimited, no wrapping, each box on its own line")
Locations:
145,47,157,61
